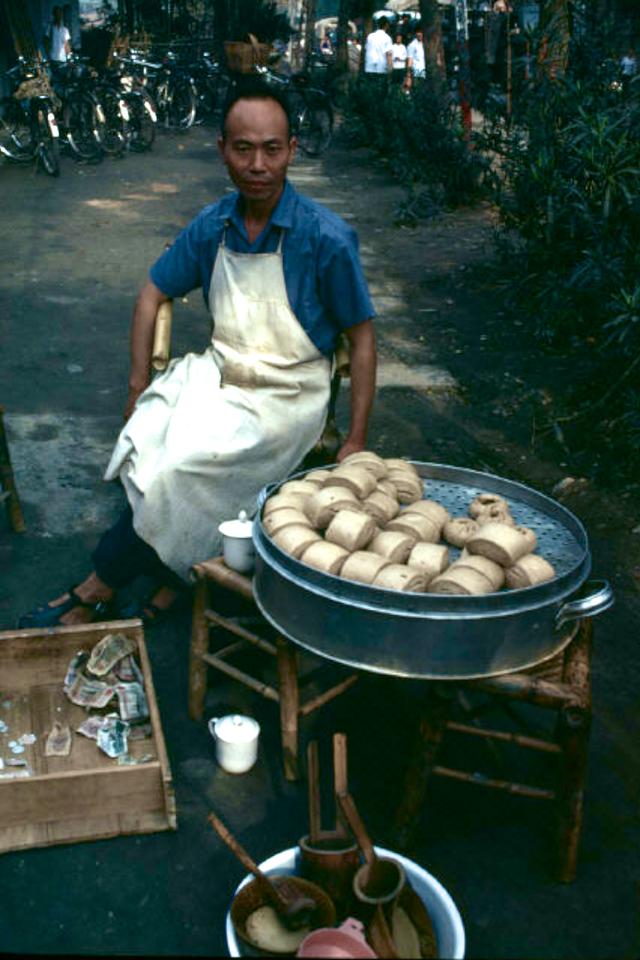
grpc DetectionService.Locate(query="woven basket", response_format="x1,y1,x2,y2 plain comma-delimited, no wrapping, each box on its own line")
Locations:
13,75,54,101
224,33,270,73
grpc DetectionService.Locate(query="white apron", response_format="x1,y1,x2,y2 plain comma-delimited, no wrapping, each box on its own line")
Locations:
105,230,331,580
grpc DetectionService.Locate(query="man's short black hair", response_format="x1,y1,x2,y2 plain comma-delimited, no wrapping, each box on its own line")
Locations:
378,16,388,29
220,76,293,140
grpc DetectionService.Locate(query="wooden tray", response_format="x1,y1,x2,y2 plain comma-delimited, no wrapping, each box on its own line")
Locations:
0,619,176,854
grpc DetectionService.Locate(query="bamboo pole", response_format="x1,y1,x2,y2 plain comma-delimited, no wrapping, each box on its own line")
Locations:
433,765,556,800
192,557,254,602
204,609,277,656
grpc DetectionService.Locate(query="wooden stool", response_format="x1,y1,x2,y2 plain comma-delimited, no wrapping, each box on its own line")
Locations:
393,619,593,882
189,557,359,781
0,405,25,533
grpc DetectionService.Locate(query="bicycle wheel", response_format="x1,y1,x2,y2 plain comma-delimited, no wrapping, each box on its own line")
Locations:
96,86,127,157
167,79,196,130
297,102,333,157
0,97,35,161
35,103,60,176
126,91,156,151
64,90,103,161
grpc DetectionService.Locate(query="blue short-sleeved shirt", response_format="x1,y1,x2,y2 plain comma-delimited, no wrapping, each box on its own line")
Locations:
149,180,375,357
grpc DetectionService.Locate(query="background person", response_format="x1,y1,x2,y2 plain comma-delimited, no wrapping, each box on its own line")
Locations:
45,5,71,65
364,16,392,85
18,79,377,630
406,26,426,90
391,31,408,86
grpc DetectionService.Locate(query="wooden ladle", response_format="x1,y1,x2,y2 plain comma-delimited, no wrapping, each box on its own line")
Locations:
337,792,405,906
208,810,317,930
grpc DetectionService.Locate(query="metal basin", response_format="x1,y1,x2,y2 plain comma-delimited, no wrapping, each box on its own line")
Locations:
252,462,613,680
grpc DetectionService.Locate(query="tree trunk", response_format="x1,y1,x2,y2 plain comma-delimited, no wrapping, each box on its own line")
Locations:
537,0,571,80
303,0,317,70
419,0,446,79
335,0,350,73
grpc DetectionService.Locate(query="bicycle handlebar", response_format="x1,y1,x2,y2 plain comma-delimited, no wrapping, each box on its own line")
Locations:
114,53,162,71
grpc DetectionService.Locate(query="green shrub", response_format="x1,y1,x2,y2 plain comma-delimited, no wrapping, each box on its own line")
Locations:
342,74,486,220
477,24,640,482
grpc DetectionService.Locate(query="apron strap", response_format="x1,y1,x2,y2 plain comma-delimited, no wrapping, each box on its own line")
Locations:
220,221,285,253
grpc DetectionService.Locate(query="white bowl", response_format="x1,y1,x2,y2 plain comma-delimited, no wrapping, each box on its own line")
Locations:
225,845,465,958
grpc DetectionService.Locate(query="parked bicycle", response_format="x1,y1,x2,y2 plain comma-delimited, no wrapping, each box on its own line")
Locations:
0,58,60,176
253,63,333,156
189,50,228,123
121,49,196,131
49,54,105,163
110,53,157,151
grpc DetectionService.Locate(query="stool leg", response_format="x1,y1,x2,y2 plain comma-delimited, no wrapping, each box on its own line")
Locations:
555,620,593,883
276,636,300,781
188,577,209,721
393,686,452,851
0,411,25,533
555,702,591,882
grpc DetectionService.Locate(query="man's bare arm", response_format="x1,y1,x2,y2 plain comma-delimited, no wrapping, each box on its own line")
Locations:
337,319,377,461
125,279,170,420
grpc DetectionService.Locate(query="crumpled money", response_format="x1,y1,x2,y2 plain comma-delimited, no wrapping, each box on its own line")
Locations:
63,651,89,693
76,715,105,740
115,682,149,722
96,714,129,758
87,633,136,678
45,722,72,757
115,654,144,685
117,753,154,766
66,673,116,709
128,722,152,741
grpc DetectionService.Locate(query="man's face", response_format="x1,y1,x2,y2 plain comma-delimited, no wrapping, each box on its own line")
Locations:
416,30,424,43
218,98,296,207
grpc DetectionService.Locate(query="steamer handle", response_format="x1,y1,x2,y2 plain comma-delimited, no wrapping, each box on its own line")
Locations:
256,482,279,511
555,579,614,628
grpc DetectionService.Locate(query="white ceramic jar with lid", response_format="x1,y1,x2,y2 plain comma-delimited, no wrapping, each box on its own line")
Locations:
208,714,260,774
218,510,255,573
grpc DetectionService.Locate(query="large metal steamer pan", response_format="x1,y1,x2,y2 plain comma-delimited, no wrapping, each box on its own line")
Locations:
253,462,613,680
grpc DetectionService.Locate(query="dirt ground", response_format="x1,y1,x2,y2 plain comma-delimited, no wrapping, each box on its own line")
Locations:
0,121,638,959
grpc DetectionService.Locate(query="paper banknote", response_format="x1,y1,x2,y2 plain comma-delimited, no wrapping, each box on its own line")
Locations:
45,722,72,757
86,633,136,678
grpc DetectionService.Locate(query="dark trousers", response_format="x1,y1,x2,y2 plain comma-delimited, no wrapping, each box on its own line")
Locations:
92,505,182,590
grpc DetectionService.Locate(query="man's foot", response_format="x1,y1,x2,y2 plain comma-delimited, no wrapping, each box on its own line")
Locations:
119,585,183,626
18,583,115,629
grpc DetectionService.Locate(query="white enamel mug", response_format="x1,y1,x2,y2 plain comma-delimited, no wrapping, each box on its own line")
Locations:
218,510,255,573
208,714,260,774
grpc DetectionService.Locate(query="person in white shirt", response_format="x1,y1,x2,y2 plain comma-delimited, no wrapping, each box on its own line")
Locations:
406,27,426,87
620,49,637,77
390,32,408,86
364,16,392,80
46,6,71,64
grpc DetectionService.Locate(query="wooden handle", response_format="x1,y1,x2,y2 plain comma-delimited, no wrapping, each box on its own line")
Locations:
307,741,322,843
336,792,376,866
332,732,348,835
368,905,400,959
208,810,264,879
207,809,282,911
151,299,173,372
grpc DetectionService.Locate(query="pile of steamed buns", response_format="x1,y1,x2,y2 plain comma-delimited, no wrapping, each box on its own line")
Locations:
262,451,556,594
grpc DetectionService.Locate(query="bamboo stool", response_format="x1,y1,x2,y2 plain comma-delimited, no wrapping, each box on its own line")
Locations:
189,557,359,781
393,619,593,882
0,405,25,532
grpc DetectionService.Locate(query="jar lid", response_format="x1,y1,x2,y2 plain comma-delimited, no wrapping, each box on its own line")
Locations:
212,714,260,743
218,510,253,539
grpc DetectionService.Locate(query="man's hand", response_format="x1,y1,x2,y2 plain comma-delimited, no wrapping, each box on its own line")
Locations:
337,319,376,461
123,384,146,422
336,438,366,462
